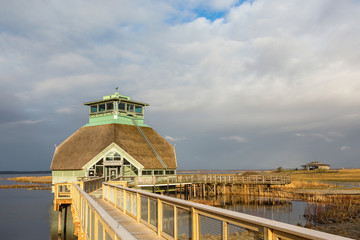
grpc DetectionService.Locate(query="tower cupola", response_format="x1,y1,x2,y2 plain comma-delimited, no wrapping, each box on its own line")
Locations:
83,91,149,127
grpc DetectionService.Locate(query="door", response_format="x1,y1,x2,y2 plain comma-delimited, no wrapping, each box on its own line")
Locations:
109,168,117,180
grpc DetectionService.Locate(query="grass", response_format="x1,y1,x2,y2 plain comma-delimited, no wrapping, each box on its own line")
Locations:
275,168,360,182
0,184,51,190
283,180,335,189
7,176,52,184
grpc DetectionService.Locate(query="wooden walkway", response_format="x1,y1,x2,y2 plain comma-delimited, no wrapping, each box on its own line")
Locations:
89,189,164,240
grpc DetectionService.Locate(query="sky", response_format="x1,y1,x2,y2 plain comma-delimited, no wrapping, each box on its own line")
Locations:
0,0,360,171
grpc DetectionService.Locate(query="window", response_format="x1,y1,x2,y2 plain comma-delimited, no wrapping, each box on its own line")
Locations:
154,170,163,175
166,170,175,175
131,165,138,175
142,170,152,175
127,104,134,112
99,104,105,112
114,152,121,161
106,102,114,111
123,158,130,165
105,151,121,161
135,105,142,113
88,158,104,177
91,105,97,113
118,102,126,111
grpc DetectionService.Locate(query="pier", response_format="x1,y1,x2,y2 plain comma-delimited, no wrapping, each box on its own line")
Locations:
51,92,351,239
54,177,350,240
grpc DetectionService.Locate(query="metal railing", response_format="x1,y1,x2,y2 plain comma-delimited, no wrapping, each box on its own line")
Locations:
103,182,350,240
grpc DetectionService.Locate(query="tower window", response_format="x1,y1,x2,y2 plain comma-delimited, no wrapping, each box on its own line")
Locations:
91,105,97,113
106,102,114,111
119,102,126,111
99,104,105,112
127,104,134,112
135,105,142,113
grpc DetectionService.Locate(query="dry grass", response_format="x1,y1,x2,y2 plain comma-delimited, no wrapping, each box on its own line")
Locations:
289,169,360,182
7,176,52,183
0,184,51,190
284,180,335,189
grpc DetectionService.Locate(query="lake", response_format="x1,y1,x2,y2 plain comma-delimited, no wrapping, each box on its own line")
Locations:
0,174,76,240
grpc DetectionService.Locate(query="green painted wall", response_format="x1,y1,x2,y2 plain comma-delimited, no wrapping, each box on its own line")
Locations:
85,114,148,127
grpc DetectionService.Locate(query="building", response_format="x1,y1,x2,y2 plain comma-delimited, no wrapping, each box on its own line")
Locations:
301,161,330,170
50,92,177,185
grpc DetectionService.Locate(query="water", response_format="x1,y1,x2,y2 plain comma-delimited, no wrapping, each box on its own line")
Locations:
188,195,308,226
0,174,312,239
0,174,76,240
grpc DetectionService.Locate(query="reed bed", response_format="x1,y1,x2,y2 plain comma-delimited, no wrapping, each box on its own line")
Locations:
289,169,360,182
283,180,334,189
0,184,51,190
7,176,52,183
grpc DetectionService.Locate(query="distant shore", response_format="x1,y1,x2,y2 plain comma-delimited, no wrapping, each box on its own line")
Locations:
0,171,51,175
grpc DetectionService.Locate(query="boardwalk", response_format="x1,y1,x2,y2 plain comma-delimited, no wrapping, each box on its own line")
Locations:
89,189,163,240
54,177,351,240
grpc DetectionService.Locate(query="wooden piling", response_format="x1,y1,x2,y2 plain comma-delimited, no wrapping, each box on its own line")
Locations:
58,206,62,235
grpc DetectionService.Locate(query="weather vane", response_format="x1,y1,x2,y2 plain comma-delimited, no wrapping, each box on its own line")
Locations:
115,87,118,92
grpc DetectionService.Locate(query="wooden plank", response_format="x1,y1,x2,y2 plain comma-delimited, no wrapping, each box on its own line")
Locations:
92,197,165,240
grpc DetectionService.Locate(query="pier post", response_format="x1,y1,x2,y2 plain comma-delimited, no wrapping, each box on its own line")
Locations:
58,206,62,235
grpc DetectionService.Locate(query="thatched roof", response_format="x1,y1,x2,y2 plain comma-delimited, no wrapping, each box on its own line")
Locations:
50,124,176,170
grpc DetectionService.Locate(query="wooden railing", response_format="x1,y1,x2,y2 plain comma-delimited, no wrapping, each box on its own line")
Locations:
113,174,290,187
103,182,349,240
71,183,136,240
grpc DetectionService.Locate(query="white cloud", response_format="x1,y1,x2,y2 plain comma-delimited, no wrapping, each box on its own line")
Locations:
295,132,343,142
220,136,247,143
164,136,186,142
0,119,44,131
340,146,350,152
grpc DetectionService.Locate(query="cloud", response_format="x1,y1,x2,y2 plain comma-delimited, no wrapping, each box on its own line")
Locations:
340,146,350,152
0,119,44,131
220,136,247,143
1,0,360,170
164,135,186,142
295,132,343,142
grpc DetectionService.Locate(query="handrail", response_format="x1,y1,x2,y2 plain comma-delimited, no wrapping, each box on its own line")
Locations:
103,182,350,240
72,183,137,240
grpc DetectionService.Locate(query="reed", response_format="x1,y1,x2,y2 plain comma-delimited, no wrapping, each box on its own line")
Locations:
304,199,360,224
7,176,52,183
0,184,51,190
283,180,334,189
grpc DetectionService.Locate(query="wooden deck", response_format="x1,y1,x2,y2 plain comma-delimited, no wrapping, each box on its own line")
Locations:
89,189,164,240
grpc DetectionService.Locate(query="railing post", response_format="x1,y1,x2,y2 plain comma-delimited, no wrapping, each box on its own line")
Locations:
223,221,228,240
114,187,117,208
174,206,178,239
136,193,141,222
157,199,162,236
264,227,273,240
123,190,127,214
191,207,198,240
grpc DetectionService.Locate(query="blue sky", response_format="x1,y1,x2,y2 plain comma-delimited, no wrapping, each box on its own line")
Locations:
0,0,360,171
